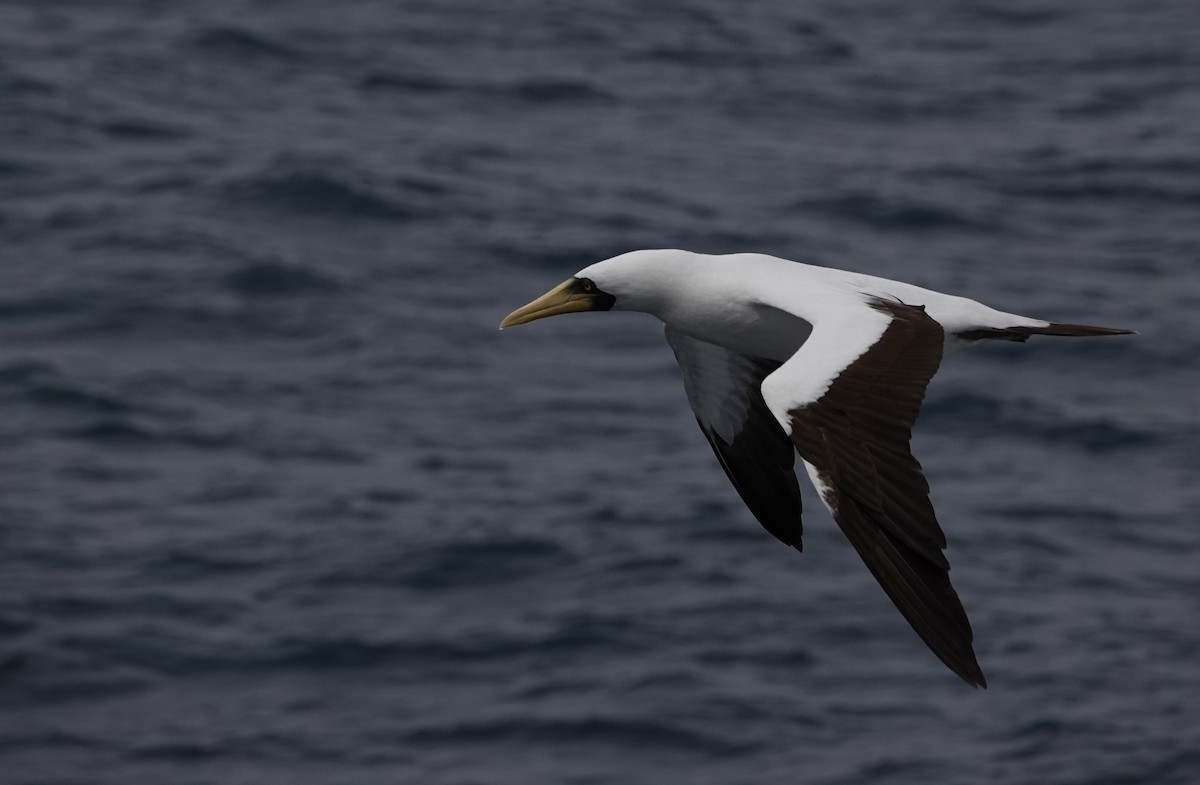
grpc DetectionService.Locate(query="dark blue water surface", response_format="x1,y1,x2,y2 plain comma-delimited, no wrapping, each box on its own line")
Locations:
2,1,1198,782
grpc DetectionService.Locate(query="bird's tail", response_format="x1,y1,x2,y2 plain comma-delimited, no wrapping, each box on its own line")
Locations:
958,322,1137,342
1014,322,1137,338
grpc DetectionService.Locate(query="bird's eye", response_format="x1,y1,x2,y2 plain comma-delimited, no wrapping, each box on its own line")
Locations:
581,279,594,292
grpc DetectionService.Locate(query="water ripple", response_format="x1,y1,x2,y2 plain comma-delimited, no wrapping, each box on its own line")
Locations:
405,715,758,756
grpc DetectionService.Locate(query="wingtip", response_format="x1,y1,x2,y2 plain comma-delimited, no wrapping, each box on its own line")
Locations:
957,662,987,689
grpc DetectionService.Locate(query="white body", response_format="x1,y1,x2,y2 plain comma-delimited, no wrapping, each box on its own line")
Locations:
579,250,1047,362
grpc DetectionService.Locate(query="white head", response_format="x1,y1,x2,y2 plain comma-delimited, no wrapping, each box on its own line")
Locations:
499,249,695,328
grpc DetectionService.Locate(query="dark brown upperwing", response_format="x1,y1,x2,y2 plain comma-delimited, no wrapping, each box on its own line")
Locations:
787,298,986,687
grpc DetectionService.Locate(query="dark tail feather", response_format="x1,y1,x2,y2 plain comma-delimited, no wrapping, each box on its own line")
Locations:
1019,322,1137,337
959,323,1137,342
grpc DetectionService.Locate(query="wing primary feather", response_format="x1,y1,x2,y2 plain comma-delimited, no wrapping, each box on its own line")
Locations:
780,298,986,687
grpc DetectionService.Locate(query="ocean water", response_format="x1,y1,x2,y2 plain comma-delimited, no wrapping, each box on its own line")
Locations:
1,0,1198,783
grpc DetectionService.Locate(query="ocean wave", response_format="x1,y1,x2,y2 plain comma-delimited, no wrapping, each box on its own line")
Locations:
0,361,181,449
985,503,1123,524
220,165,427,221
46,616,648,680
964,4,1066,27
504,78,617,105
189,25,303,63
1070,45,1193,74
221,260,343,298
925,389,1159,453
358,70,454,94
359,70,616,106
0,294,339,342
404,715,757,755
996,154,1200,205
0,71,56,98
0,361,235,449
58,419,239,450
0,650,153,703
23,380,133,416
98,117,189,141
1001,177,1200,206
0,358,56,384
396,536,579,590
307,535,579,591
788,20,855,61
0,156,43,178
640,46,765,68
694,645,817,669
794,191,1000,232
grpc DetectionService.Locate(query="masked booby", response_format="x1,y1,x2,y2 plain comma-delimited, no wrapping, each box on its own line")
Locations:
500,250,1134,687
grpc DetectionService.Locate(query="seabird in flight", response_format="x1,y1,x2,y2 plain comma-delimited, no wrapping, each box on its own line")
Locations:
500,250,1134,687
